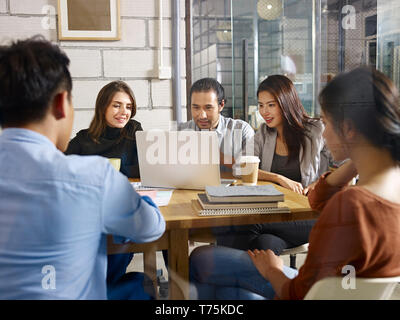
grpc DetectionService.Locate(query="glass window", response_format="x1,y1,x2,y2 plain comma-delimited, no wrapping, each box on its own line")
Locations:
189,0,400,125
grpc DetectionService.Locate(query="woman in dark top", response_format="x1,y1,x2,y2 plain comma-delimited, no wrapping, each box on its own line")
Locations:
66,80,142,178
217,76,331,257
66,81,152,299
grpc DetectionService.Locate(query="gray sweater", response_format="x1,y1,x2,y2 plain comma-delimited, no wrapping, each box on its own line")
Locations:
254,120,331,187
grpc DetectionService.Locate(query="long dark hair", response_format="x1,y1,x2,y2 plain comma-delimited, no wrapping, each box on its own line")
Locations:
319,67,400,163
88,81,137,143
257,75,315,161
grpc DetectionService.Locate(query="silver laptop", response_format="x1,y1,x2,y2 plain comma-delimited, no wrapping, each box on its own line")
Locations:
136,130,233,190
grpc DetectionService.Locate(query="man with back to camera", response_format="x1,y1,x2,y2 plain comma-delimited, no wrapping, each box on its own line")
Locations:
178,78,255,174
0,36,165,299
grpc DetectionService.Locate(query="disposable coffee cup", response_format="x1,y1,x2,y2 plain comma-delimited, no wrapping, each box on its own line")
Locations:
238,156,260,186
108,158,121,171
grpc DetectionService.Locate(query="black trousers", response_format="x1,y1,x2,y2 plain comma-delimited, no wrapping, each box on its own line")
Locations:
214,219,316,255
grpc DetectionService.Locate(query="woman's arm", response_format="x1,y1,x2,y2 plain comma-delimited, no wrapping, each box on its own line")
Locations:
308,160,358,211
325,159,358,187
247,249,290,298
258,169,304,194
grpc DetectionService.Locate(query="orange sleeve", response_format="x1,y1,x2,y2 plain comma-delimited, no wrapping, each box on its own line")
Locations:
308,172,345,212
281,189,364,299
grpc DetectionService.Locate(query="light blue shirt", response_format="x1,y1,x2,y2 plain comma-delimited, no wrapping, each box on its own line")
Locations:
178,115,255,174
0,128,165,299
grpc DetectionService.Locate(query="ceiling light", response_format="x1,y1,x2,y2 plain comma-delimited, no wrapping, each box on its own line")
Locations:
257,0,283,20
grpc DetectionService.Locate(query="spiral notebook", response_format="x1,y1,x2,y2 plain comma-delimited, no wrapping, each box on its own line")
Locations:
192,200,290,216
197,193,278,209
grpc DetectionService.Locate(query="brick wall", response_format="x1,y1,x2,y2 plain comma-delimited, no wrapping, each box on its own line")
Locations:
0,0,187,137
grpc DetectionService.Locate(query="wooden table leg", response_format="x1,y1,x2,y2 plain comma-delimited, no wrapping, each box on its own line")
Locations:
168,229,189,300
143,247,158,299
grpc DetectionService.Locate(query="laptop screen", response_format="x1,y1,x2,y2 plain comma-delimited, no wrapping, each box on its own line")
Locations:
136,131,221,190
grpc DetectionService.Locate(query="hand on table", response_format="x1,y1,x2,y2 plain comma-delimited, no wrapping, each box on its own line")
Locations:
303,181,317,195
277,175,304,194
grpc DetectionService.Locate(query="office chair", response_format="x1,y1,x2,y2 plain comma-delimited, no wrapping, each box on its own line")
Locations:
281,243,309,269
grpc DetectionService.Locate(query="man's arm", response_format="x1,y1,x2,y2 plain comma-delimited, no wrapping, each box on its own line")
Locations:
101,160,165,243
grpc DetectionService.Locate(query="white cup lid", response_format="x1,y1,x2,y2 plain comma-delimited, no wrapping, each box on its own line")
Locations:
238,156,260,163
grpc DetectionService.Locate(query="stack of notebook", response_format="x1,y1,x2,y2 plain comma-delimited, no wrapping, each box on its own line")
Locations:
193,185,290,216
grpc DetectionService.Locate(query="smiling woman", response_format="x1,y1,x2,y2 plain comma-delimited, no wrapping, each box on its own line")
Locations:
215,74,332,258
65,80,143,179
104,91,133,129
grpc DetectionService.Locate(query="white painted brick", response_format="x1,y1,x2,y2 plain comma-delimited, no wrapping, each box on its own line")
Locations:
0,16,57,44
61,19,146,48
10,0,57,14
62,48,102,78
72,79,149,110
121,0,166,18
70,110,95,139
148,19,185,48
134,109,173,130
125,80,149,108
104,49,171,78
72,80,109,109
134,108,187,131
121,0,156,17
121,0,185,18
151,78,187,108
151,79,172,107
149,19,172,48
0,0,7,13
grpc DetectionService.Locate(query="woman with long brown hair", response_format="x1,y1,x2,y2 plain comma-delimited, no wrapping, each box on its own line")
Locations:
255,74,330,193
66,80,142,178
217,75,331,256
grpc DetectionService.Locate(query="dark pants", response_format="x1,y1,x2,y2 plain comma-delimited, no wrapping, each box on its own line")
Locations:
214,220,316,255
106,253,155,300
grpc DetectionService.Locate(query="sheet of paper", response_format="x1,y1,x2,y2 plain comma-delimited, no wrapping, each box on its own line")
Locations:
136,189,173,207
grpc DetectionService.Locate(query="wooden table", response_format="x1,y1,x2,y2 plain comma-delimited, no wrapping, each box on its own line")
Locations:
108,180,319,300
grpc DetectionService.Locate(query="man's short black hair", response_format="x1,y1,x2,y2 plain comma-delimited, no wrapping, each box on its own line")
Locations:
0,35,72,127
189,78,227,106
